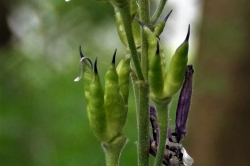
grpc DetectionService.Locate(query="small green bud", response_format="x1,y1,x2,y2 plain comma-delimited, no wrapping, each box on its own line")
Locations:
164,25,190,97
153,10,172,37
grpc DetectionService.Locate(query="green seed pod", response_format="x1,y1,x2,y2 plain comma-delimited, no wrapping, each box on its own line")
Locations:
136,18,158,62
153,10,172,37
88,59,110,142
115,9,141,47
164,25,190,97
104,50,127,139
115,9,128,47
130,0,138,17
116,54,131,105
132,18,141,47
74,46,94,105
149,41,166,99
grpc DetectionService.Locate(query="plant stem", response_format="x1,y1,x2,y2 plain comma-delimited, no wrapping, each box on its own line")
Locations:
153,98,171,166
151,0,167,24
137,83,150,166
137,1,150,166
103,134,127,166
117,5,144,80
132,64,150,166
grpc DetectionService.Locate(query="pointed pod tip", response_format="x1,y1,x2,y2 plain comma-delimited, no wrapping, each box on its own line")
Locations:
187,65,194,74
111,49,117,65
185,25,190,42
164,10,173,22
79,45,84,58
94,58,98,74
135,17,145,27
156,41,160,55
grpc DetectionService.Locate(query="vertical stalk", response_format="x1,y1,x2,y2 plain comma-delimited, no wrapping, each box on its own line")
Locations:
152,98,171,166
118,5,144,80
137,83,150,166
116,1,151,165
103,135,127,166
137,1,150,166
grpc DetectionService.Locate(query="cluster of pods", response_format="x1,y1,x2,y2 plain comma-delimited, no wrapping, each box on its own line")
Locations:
75,0,194,165
114,0,194,165
74,47,130,143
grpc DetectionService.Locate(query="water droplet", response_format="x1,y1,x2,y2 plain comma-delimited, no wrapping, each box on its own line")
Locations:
74,77,81,82
65,0,71,2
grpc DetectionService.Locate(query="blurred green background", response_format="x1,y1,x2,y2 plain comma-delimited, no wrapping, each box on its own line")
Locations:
1,0,250,166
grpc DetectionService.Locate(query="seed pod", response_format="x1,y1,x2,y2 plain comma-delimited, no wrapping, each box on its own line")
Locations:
74,46,94,105
164,25,190,97
130,0,140,46
116,54,131,105
114,3,140,47
149,41,166,99
104,50,127,139
136,18,158,62
153,10,172,37
115,9,128,47
130,0,138,17
88,59,110,142
132,18,141,47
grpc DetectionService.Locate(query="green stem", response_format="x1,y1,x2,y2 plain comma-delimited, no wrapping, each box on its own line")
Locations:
137,1,150,166
137,83,150,166
103,134,127,166
131,70,149,166
151,0,167,24
153,98,171,166
117,5,144,80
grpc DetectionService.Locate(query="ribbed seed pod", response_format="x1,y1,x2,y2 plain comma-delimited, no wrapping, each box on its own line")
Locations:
164,25,190,97
153,10,172,37
149,41,166,99
116,54,131,105
104,50,127,139
115,9,128,47
88,59,110,142
115,6,141,47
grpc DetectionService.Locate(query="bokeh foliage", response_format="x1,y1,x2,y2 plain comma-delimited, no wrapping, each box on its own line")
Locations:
0,0,138,165
0,0,186,165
